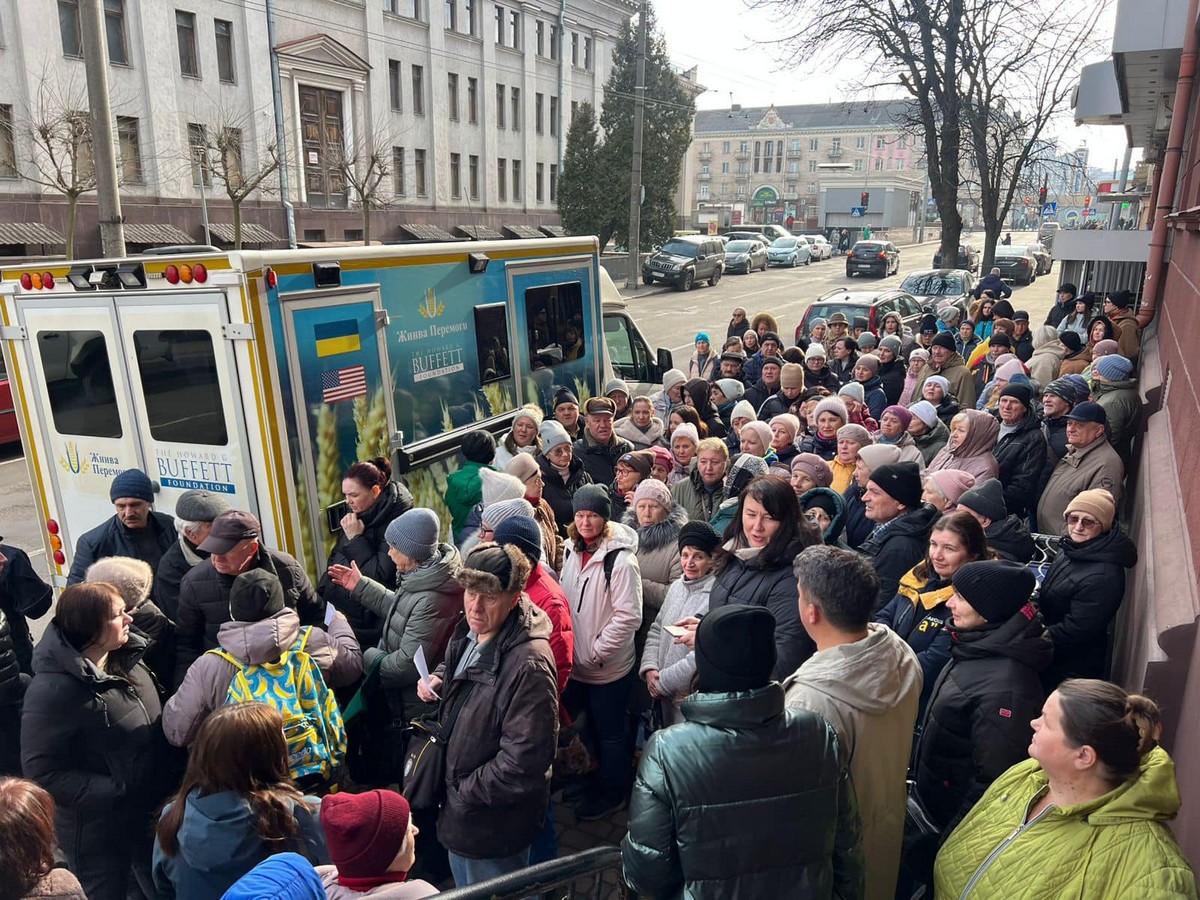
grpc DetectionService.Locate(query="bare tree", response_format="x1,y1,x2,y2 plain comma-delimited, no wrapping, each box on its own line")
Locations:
194,109,280,250
328,127,397,245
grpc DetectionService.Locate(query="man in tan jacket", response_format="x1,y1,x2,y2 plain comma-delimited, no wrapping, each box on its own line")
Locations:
1104,290,1142,365
1036,402,1125,533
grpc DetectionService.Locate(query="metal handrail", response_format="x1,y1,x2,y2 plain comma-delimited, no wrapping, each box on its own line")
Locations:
433,847,634,899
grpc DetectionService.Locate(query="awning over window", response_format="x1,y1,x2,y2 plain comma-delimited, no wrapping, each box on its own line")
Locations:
209,223,281,245
504,224,545,239
399,223,458,241
122,223,195,246
539,224,567,238
456,224,506,240
0,222,66,245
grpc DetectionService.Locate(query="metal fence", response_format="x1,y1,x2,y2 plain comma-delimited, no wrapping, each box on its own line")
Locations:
433,847,634,900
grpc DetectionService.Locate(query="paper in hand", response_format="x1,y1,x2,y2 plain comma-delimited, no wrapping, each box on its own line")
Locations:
415,645,440,700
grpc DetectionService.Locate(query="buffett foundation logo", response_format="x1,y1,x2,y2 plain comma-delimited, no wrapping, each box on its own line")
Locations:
417,287,445,319
59,442,90,475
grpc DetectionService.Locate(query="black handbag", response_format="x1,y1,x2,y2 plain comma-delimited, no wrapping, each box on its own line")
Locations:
905,779,940,838
401,681,475,810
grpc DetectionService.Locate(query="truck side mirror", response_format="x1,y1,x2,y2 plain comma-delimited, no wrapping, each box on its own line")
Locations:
656,347,673,375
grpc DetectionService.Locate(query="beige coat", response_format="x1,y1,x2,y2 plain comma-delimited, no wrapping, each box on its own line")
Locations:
1036,435,1125,533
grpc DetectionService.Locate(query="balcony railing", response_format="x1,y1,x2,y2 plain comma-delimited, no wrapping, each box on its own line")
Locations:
698,171,711,181
827,147,843,159
698,151,712,162
786,148,802,158
734,149,750,160
734,171,751,182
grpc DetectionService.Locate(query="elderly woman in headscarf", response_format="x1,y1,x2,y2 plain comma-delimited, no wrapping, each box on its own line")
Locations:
899,348,930,406
921,470,977,513
1027,325,1067,389
875,405,924,467
709,454,770,536
926,408,1000,482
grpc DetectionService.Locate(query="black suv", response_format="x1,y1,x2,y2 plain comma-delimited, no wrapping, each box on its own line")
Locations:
931,243,980,272
642,236,725,291
846,240,901,277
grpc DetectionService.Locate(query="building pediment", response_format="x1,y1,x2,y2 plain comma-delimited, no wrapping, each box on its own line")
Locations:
275,33,371,74
753,107,790,130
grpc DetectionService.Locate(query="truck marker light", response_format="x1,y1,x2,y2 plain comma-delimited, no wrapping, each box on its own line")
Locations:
19,273,32,290
165,265,180,284
192,263,208,284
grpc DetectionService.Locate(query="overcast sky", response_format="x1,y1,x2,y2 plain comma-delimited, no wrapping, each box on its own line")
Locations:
652,0,1131,178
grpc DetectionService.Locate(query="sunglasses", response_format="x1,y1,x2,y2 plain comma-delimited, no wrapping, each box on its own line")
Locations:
1065,513,1101,529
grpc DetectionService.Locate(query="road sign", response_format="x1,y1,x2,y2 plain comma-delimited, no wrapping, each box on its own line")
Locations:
1042,202,1058,217
850,206,864,218
1065,210,1079,225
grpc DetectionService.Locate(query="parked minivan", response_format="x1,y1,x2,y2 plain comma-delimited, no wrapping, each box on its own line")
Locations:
642,235,725,291
722,224,791,244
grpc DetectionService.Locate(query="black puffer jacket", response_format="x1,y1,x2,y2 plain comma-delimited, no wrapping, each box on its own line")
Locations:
804,365,841,393
433,600,558,860
317,482,414,648
622,685,864,899
0,543,53,674
22,626,183,869
154,536,205,622
0,606,25,707
573,433,634,488
538,452,593,536
914,605,1052,832
879,359,906,405
1036,527,1138,690
174,547,323,686
858,504,941,610
67,511,176,585
985,515,1035,563
991,411,1047,518
841,482,872,550
756,390,797,422
708,539,817,679
798,430,838,460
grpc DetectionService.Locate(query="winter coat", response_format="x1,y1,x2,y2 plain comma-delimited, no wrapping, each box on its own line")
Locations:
1037,527,1138,690
829,355,858,386
798,430,839,460
1027,343,1066,390
151,789,327,899
829,457,855,495
756,389,799,422
991,411,1047,518
913,353,977,411
1044,297,1075,329
933,747,1199,900
560,524,642,685
877,432,926,469
317,869,439,899
623,505,687,616
932,394,962,426
955,333,981,361
742,378,778,412
0,544,52,676
1012,331,1034,363
529,498,564,572
859,375,888,421
174,547,323,687
926,409,1000,482
614,415,665,452
783,625,922,900
687,352,717,382
671,467,726,523
0,605,25,719
622,684,865,900
493,439,538,472
21,626,182,872
805,365,842,393
878,360,906,406
971,273,1011,300
858,504,940,610
912,418,950,465
800,487,849,545
1092,377,1140,450
317,482,413,648
842,483,873,550
639,572,714,725
444,461,491,536
163,608,362,747
1109,308,1142,363
709,498,738,538
538,453,593,537
155,536,205,623
574,432,634,488
20,869,88,900
1057,310,1091,340
432,600,559,859
1035,436,1125,534
523,563,574,698
986,516,1035,563
1057,348,1091,377
351,543,464,725
874,570,953,718
67,510,176,585
914,605,1052,833
709,541,816,679
1043,415,1070,463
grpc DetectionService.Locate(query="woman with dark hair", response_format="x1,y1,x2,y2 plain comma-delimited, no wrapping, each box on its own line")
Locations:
709,475,819,678
665,405,707,446
21,583,181,900
828,337,860,386
1056,295,1093,341
153,703,327,897
682,377,727,439
874,511,993,716
0,777,87,900
318,457,414,648
935,681,1198,899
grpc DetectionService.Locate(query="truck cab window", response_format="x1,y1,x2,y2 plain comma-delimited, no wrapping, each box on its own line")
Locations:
37,330,122,438
473,304,512,385
526,282,584,368
133,330,228,445
603,312,651,382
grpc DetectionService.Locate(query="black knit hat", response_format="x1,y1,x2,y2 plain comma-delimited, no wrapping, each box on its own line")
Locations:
493,515,543,565
919,313,939,335
678,521,720,555
992,299,1015,320
760,331,783,346
1043,379,1077,406
931,332,956,352
461,430,497,464
951,559,1034,623
572,484,612,520
695,605,777,692
990,333,1012,349
1106,290,1134,309
230,569,285,622
553,387,579,409
802,491,839,519
958,477,1007,523
1059,331,1083,354
999,383,1033,409
869,462,923,508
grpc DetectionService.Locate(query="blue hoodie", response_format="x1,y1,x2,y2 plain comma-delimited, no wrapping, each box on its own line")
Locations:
152,789,328,899
223,853,325,900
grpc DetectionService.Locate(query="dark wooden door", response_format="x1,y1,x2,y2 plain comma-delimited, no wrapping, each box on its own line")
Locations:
299,86,347,210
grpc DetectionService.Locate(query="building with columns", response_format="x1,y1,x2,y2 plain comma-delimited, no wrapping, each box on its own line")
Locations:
0,0,635,258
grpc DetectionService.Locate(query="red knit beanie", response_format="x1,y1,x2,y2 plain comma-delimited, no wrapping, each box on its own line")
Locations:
321,789,410,878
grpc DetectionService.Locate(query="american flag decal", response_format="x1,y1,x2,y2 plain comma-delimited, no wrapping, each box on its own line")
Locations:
321,365,367,403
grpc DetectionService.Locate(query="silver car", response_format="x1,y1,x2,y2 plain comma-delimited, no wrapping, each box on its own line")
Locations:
767,237,812,268
725,240,769,274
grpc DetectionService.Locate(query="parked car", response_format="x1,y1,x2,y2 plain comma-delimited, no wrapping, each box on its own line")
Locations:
1024,242,1053,275
803,235,834,260
642,235,725,291
767,236,812,268
992,245,1039,285
723,230,770,244
722,224,791,244
1038,221,1061,249
931,242,980,272
899,269,977,318
846,240,901,277
724,239,769,274
0,359,17,445
795,289,927,341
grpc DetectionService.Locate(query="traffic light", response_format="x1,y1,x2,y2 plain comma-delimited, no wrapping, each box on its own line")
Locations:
861,191,870,210
1038,186,1048,206
1084,195,1092,208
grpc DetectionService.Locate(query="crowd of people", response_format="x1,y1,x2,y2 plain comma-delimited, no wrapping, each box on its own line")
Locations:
0,282,1196,900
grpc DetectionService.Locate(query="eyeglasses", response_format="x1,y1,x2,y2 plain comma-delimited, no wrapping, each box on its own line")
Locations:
1065,513,1101,529
525,472,544,483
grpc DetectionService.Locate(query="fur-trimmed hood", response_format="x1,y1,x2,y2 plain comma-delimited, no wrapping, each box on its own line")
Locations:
456,542,532,595
622,503,689,553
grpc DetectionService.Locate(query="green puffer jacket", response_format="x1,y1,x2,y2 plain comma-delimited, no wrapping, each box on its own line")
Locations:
934,748,1199,899
621,684,865,899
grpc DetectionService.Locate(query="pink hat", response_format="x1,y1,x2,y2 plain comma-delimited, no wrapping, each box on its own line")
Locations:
633,478,673,511
1091,339,1120,358
651,446,673,470
995,359,1026,381
740,421,774,455
924,469,977,506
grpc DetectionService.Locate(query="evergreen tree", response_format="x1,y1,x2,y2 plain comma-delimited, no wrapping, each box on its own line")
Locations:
557,102,607,240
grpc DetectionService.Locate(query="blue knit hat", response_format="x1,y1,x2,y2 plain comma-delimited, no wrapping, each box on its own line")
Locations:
695,331,711,344
384,508,440,562
493,514,543,565
109,468,155,503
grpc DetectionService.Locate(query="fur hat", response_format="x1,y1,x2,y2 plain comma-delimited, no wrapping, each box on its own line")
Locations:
84,556,153,609
457,542,531,596
633,479,673,512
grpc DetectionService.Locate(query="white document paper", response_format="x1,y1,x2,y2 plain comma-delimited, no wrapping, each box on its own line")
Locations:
415,645,440,700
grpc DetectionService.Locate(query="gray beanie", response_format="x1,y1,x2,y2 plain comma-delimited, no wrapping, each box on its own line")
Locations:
480,469,527,508
384,508,441,561
878,335,903,355
715,378,745,401
175,489,232,522
482,498,535,528
572,484,612,520
539,419,573,452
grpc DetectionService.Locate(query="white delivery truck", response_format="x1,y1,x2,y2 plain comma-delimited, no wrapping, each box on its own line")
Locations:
0,238,671,584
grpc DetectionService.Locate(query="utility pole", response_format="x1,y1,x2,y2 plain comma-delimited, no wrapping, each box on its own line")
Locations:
266,0,297,248
79,0,125,257
624,0,648,290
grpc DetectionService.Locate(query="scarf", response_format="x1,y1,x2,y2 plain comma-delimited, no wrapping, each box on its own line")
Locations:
335,872,410,891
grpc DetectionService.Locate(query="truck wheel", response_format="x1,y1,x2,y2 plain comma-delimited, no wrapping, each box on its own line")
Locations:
678,271,694,292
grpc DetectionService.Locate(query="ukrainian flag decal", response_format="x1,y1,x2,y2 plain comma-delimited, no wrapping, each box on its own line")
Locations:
314,319,362,357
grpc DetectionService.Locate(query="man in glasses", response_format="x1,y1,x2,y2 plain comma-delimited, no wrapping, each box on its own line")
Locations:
1035,402,1125,534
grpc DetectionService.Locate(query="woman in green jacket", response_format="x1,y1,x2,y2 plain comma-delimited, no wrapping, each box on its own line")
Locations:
934,679,1198,899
